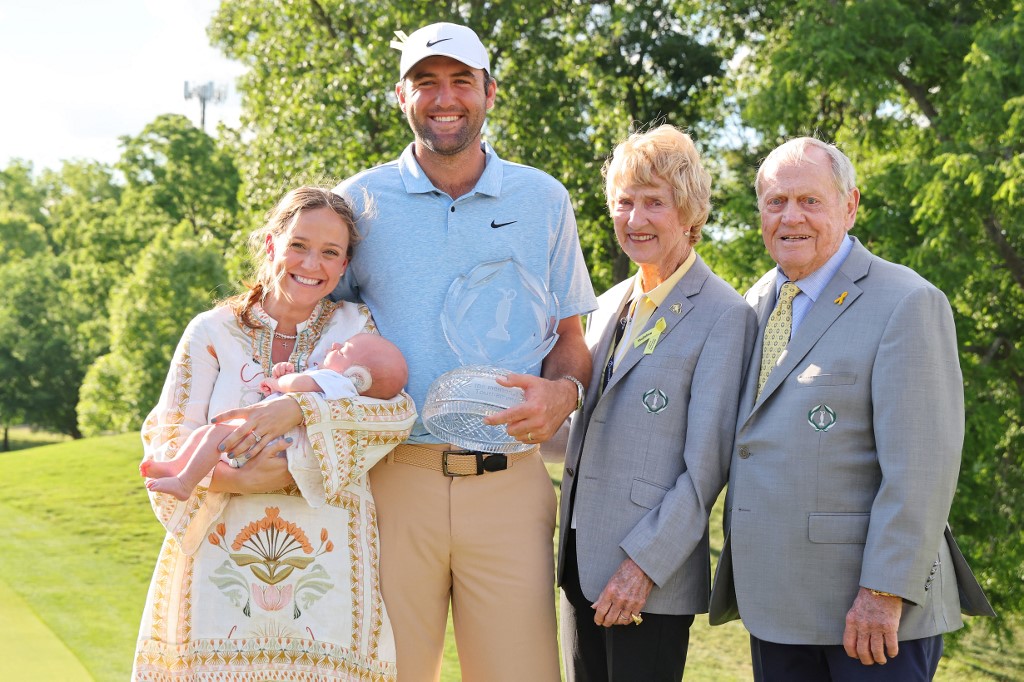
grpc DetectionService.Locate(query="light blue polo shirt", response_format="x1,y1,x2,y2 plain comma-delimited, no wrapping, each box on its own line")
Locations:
333,142,598,443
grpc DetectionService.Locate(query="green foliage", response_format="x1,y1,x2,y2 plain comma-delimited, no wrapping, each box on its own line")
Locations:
77,227,230,435
0,159,47,224
0,159,140,440
0,253,86,438
0,210,49,260
37,161,133,369
38,160,122,256
77,354,138,437
117,114,240,242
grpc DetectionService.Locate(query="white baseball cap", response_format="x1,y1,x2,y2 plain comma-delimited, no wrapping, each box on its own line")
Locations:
391,22,490,79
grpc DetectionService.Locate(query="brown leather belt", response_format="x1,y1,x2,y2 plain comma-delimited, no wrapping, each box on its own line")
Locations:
392,443,537,477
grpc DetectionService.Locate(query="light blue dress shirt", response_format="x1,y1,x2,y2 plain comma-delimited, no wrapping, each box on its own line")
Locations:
773,235,854,334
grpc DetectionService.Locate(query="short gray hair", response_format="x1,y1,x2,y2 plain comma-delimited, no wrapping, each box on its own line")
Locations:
755,137,857,205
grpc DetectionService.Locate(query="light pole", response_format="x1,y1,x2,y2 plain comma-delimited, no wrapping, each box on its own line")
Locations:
184,81,227,131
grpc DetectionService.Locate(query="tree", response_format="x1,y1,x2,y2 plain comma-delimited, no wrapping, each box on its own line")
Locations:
0,253,86,443
38,160,122,257
709,0,1024,621
78,226,230,436
0,210,49,260
0,159,47,225
117,114,240,243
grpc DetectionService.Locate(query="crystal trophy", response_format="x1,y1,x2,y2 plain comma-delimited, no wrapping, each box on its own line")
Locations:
422,258,559,453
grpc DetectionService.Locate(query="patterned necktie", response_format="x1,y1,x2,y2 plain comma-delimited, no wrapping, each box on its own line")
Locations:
757,282,800,397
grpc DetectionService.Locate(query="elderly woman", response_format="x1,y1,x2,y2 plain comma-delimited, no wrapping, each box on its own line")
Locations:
133,187,415,681
555,125,757,681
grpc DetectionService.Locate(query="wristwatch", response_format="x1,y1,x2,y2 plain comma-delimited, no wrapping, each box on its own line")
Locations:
561,375,585,411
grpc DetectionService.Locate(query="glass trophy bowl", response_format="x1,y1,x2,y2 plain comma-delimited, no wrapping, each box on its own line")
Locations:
422,365,529,453
422,259,559,453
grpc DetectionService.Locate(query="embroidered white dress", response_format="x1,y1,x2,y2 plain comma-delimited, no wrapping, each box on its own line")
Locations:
132,299,415,682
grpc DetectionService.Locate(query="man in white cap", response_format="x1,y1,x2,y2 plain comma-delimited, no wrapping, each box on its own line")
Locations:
332,21,597,682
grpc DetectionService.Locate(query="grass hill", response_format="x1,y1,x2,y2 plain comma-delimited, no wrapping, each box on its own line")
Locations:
0,433,1018,680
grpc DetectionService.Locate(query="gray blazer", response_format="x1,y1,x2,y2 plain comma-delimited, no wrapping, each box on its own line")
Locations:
709,238,994,644
557,254,756,615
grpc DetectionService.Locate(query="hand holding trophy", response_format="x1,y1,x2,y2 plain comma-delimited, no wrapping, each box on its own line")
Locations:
422,258,559,453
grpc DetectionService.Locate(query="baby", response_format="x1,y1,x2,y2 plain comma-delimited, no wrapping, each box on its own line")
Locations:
141,333,407,500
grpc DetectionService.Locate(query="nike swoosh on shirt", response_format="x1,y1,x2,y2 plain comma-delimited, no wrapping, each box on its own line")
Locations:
490,220,518,228
426,38,453,47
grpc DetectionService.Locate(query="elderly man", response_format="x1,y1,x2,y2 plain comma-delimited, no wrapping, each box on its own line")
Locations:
557,125,756,681
709,137,994,681
331,22,596,682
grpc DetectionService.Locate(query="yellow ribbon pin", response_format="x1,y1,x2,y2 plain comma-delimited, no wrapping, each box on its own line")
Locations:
834,291,848,305
634,317,667,355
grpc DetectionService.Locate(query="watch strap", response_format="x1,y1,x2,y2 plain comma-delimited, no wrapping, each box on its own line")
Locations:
561,374,585,411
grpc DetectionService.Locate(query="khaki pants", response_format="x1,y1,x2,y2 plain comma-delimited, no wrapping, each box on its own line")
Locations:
369,447,561,682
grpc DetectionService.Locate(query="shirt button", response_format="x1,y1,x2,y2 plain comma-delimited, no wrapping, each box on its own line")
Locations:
450,206,455,212
739,446,750,459
566,467,575,477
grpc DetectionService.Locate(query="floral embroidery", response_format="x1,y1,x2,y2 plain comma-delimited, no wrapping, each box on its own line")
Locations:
237,299,343,375
253,583,292,611
208,508,335,619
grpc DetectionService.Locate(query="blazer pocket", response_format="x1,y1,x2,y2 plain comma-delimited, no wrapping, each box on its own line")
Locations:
630,478,669,510
808,513,870,544
797,371,857,386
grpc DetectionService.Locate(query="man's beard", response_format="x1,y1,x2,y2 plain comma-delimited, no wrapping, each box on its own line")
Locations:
408,112,483,157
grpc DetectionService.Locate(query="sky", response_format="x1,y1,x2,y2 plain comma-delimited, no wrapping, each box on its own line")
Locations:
0,0,245,174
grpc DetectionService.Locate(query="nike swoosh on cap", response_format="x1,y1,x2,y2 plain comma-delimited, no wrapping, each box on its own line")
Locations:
426,38,453,47
490,220,518,228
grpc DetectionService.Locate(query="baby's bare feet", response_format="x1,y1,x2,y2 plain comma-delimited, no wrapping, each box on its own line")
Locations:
146,477,191,501
140,460,175,478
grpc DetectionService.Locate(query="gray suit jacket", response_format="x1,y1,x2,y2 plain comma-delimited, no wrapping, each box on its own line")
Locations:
557,254,756,615
709,238,994,644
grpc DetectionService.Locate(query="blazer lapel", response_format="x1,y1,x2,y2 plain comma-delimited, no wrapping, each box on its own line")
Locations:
603,256,709,394
751,240,872,409
566,280,632,470
583,280,632,417
736,271,776,421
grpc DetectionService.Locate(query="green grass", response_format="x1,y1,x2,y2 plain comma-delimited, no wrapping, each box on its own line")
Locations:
0,433,161,681
0,436,1019,681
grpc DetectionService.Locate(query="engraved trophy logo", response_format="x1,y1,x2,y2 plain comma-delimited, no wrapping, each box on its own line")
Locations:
422,258,559,453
